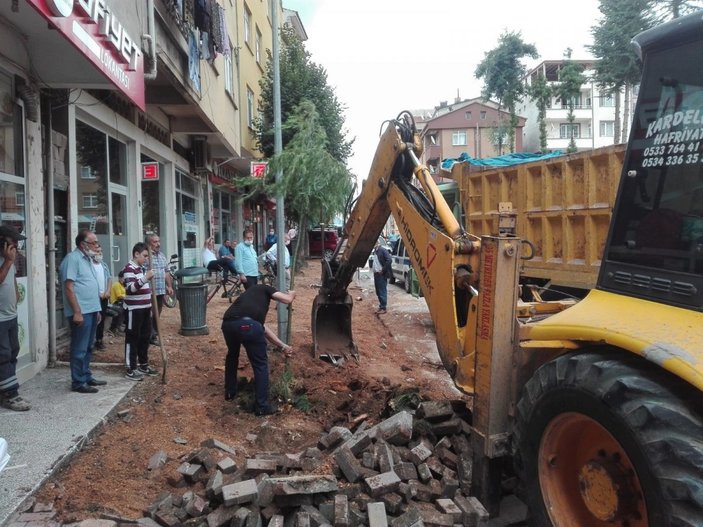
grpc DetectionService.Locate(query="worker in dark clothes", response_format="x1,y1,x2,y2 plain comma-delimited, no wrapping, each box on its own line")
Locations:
221,284,295,416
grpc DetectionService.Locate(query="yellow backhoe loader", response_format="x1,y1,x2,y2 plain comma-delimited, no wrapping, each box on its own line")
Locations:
312,13,703,526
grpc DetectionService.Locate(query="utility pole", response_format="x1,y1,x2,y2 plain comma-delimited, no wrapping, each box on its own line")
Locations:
271,0,288,340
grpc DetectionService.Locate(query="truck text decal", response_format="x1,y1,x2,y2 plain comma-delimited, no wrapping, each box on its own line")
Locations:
397,209,434,295
479,241,496,341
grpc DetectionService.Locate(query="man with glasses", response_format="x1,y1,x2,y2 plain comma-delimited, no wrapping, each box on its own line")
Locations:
0,225,31,411
59,228,107,394
146,234,173,346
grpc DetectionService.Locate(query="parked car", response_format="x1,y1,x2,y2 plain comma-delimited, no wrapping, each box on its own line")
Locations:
390,238,413,292
308,229,339,260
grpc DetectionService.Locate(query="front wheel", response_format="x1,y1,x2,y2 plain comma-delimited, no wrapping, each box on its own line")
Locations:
514,351,703,527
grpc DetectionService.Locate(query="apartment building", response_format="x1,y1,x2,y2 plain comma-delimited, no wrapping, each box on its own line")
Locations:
519,60,633,152
0,0,303,385
419,98,526,178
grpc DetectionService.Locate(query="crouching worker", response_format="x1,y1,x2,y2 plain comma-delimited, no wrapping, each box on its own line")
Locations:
221,284,295,416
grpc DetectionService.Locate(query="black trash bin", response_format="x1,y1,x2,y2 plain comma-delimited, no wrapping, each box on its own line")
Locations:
174,267,209,336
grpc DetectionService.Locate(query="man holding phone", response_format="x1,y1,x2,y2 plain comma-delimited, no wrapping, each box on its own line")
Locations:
0,225,30,411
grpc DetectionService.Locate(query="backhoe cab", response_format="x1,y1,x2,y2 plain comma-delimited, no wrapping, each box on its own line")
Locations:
312,12,703,525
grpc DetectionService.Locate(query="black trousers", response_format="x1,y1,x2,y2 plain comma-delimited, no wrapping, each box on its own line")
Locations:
124,308,152,370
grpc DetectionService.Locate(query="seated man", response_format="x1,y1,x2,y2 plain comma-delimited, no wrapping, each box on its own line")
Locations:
202,237,236,278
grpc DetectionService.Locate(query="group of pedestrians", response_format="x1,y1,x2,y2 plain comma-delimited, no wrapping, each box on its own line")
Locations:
57,229,170,395
0,225,299,417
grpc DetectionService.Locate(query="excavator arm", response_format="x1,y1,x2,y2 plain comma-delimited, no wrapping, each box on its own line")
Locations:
312,112,487,393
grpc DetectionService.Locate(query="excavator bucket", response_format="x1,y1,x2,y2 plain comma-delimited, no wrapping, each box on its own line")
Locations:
311,292,358,364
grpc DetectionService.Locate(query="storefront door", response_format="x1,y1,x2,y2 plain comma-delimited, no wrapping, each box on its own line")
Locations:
109,189,128,274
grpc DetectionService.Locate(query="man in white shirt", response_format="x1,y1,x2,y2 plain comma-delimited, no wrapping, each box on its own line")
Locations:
265,235,291,291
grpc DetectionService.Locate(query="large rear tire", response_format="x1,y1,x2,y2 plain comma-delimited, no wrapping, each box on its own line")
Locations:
514,351,703,527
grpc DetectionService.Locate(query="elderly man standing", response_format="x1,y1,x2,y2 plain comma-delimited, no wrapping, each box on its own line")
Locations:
234,229,259,290
146,234,173,345
59,228,106,393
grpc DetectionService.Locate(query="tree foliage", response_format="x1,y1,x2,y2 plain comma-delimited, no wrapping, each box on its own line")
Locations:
475,31,538,153
555,49,586,153
589,0,653,143
651,0,703,20
256,25,353,164
266,100,353,228
526,73,552,153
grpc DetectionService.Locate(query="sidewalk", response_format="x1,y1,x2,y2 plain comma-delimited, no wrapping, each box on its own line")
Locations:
0,364,134,527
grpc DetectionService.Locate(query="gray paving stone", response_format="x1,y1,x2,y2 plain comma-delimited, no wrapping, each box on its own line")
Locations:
366,503,387,527
200,438,237,455
222,479,259,506
364,471,401,498
217,457,237,474
148,450,169,470
334,494,349,527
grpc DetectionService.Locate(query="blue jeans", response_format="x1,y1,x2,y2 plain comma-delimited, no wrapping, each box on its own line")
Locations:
221,318,269,411
69,312,99,389
374,272,388,310
0,317,20,398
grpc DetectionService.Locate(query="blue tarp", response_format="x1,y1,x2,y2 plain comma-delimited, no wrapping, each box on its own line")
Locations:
441,150,564,171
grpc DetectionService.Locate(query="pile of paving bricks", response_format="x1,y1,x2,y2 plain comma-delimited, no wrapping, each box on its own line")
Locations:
21,401,497,527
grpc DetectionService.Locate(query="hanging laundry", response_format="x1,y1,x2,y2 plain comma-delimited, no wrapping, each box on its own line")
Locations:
194,0,209,31
219,4,231,57
211,1,224,54
184,0,195,29
188,31,201,93
199,29,212,62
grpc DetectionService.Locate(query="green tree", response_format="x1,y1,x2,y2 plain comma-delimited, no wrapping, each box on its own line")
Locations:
475,31,538,154
266,100,353,263
589,0,653,143
527,72,552,153
256,25,353,164
555,49,586,153
652,0,703,20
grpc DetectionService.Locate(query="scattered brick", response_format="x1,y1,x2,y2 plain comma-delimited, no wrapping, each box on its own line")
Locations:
148,450,169,471
366,503,387,527
222,479,259,507
177,463,205,483
364,471,401,498
333,494,349,527
200,438,236,455
217,457,237,474
417,401,455,423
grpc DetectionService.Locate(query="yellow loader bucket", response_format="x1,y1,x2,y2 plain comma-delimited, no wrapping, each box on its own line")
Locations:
311,292,358,364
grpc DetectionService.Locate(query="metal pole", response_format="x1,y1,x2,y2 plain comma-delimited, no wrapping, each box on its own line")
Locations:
271,0,288,341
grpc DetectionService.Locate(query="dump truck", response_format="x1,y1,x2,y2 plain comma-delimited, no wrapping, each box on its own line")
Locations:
448,144,625,292
312,12,703,526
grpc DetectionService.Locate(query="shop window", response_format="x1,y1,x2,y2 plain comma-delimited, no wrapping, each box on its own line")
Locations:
108,137,127,185
0,71,21,178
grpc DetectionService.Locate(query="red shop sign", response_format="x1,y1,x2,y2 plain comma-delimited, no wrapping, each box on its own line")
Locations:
27,0,146,110
142,162,159,180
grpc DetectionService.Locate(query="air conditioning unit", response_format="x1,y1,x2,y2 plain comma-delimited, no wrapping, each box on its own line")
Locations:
191,136,208,170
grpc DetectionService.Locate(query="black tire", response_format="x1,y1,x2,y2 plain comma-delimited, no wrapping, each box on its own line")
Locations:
514,351,703,527
404,272,411,293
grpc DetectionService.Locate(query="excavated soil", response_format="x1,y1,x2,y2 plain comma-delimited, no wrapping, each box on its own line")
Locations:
39,261,464,522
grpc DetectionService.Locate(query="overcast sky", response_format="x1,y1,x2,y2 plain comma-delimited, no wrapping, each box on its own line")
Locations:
282,0,602,180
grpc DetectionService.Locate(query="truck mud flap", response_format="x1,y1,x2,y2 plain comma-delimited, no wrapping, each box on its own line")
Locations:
311,293,358,364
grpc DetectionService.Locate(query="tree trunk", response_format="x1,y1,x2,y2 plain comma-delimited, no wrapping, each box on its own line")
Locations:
621,84,630,144
613,90,622,146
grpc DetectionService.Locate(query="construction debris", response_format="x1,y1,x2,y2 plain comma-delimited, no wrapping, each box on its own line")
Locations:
59,401,522,527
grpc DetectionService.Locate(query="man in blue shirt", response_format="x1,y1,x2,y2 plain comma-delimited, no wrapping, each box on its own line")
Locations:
235,229,259,290
59,228,106,394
